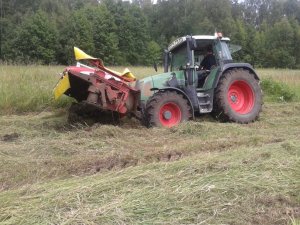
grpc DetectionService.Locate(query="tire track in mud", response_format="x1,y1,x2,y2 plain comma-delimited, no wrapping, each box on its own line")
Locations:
60,134,287,176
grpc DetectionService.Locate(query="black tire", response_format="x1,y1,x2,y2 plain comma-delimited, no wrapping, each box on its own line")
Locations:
68,102,120,125
213,68,262,123
145,91,192,127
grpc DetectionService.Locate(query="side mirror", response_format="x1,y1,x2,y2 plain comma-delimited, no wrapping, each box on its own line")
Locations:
153,62,158,72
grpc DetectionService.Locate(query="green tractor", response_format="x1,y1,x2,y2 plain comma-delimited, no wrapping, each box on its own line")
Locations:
54,33,262,127
138,33,262,127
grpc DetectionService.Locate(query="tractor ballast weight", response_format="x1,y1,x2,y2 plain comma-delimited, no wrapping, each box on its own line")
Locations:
54,34,262,127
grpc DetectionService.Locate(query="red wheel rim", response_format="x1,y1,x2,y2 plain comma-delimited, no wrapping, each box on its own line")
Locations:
227,80,255,114
159,103,182,127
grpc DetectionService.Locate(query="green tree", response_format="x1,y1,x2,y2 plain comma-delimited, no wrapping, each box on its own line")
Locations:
59,10,95,64
284,0,300,22
201,0,234,33
10,11,58,64
290,19,300,68
144,40,162,66
230,20,247,62
108,2,151,65
83,5,120,65
1,0,299,68
252,29,266,67
194,17,215,35
265,18,296,68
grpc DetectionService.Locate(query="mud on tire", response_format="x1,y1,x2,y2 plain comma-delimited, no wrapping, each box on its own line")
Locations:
213,68,262,123
145,91,192,127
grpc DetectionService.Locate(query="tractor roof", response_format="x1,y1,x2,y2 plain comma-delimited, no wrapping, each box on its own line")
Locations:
168,35,230,52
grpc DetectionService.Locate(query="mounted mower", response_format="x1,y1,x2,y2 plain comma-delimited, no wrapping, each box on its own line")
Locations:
54,33,262,127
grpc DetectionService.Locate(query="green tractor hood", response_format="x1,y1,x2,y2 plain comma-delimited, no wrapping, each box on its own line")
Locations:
134,70,186,105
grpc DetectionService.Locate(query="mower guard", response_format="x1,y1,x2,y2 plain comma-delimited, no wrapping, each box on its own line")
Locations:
54,73,70,100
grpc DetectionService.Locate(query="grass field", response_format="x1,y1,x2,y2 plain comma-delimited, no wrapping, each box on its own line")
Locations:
0,65,300,113
0,65,299,224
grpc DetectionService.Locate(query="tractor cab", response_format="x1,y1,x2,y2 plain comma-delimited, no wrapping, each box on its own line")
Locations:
164,34,232,89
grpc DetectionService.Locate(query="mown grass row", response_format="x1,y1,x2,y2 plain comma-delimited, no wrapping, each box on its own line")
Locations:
0,65,299,114
1,102,299,190
0,102,299,224
1,141,299,225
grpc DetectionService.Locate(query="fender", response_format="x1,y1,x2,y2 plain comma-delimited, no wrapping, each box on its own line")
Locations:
213,63,260,89
150,87,195,119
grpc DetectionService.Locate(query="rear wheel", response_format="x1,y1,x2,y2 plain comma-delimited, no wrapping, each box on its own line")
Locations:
213,69,262,123
145,91,192,127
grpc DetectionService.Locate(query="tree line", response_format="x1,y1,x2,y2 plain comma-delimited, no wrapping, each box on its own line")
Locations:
0,0,300,68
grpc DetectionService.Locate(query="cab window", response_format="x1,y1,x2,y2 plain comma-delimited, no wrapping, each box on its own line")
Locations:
170,45,187,71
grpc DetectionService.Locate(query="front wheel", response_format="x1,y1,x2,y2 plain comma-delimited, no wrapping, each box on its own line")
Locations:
145,91,192,127
213,69,262,123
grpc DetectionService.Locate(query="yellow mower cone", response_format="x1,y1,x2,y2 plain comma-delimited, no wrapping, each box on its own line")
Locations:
74,47,97,61
53,74,70,100
74,47,136,80
122,68,136,80
104,67,136,81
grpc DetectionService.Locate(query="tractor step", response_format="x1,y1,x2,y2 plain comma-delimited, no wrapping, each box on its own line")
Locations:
197,91,213,113
199,101,211,106
197,93,210,98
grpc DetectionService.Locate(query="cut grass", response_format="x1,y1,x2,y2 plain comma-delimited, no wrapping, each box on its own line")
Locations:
0,135,299,224
0,103,299,189
0,103,299,224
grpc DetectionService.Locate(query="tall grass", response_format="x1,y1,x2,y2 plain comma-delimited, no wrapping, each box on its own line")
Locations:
0,65,68,114
258,69,300,86
0,65,159,114
0,65,299,114
261,78,296,102
258,69,300,101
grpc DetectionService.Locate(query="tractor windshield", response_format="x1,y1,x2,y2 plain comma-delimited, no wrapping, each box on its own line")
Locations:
170,45,187,71
168,39,235,71
170,39,215,71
